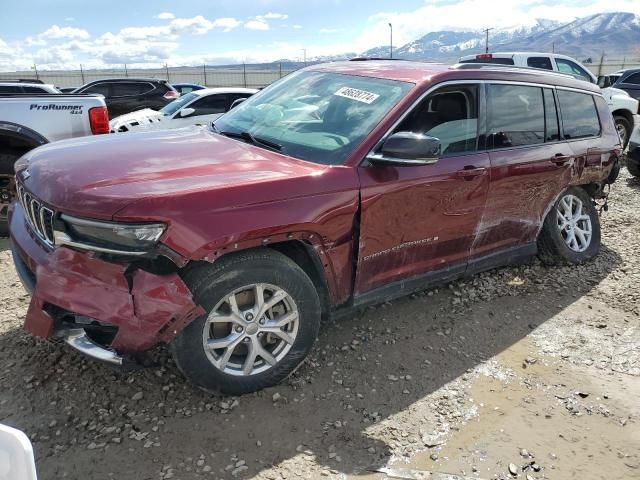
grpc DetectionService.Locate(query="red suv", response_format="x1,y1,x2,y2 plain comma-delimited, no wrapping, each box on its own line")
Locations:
10,61,620,394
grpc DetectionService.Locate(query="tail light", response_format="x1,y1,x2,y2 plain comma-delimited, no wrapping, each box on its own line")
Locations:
89,106,110,135
476,53,493,59
163,90,179,100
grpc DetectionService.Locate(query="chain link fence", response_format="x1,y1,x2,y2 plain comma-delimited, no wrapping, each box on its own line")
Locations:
2,56,640,89
0,64,301,89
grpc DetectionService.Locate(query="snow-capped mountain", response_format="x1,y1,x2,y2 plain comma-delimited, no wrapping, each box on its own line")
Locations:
356,12,640,62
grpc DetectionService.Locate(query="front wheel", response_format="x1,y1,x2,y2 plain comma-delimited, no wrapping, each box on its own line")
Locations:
537,187,601,265
171,249,321,394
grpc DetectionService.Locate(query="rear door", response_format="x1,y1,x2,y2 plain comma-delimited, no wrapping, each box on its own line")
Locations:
556,88,608,184
109,82,154,117
470,83,574,259
355,83,490,296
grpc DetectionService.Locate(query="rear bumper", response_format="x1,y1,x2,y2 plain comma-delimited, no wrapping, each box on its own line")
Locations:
9,202,205,355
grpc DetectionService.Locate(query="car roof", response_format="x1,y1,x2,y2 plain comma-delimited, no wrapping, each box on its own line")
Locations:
459,52,581,59
191,87,258,96
81,78,167,85
0,82,55,87
172,83,205,87
613,68,640,75
306,60,601,93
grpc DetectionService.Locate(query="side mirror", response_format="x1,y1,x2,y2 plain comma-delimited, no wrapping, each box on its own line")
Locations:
368,132,441,166
597,76,612,88
0,424,38,480
230,98,247,109
179,107,195,118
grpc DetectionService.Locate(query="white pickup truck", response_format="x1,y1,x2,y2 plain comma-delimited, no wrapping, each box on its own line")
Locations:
0,93,109,233
459,52,640,147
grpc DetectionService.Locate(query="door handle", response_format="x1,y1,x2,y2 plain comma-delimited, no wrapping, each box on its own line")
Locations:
456,166,487,179
550,154,571,165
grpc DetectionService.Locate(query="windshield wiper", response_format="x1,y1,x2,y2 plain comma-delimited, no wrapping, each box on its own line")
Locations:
214,126,284,153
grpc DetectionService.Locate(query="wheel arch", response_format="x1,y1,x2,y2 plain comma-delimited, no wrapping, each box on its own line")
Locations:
612,108,633,126
0,121,49,149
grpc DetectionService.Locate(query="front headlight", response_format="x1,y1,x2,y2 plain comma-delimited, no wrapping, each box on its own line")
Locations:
59,214,166,253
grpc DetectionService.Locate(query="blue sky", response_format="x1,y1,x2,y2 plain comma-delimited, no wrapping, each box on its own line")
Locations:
1,0,638,70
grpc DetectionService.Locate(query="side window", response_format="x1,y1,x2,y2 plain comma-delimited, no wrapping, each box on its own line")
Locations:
543,88,559,141
22,86,46,93
83,83,110,96
557,90,601,139
190,95,227,115
227,93,253,110
487,84,545,148
112,82,149,97
0,85,23,93
393,85,479,155
623,72,640,85
556,59,592,82
528,57,553,70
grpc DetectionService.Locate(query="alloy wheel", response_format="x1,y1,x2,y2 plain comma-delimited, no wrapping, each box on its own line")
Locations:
202,283,299,376
556,194,593,252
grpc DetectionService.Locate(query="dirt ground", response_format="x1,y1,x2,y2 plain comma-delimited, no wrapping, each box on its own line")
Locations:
0,170,638,480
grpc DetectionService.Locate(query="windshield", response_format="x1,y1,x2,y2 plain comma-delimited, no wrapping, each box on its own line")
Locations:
160,92,198,116
213,71,413,165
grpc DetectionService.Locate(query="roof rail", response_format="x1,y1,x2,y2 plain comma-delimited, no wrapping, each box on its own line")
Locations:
349,57,407,61
451,62,590,82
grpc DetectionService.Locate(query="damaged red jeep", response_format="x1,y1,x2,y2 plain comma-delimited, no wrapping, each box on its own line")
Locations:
10,61,620,394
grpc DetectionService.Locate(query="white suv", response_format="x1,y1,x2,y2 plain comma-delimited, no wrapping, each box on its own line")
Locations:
459,52,639,146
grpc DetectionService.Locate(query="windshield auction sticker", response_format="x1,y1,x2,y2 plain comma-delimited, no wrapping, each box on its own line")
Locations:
334,87,379,104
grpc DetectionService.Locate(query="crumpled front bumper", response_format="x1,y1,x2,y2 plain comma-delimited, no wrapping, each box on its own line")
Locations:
9,202,205,358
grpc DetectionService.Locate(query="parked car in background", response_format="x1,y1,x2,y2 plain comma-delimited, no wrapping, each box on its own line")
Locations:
0,93,109,234
0,80,60,94
626,124,640,177
10,61,620,394
109,87,257,133
171,83,206,95
58,87,79,93
459,52,639,146
598,68,640,101
72,78,179,118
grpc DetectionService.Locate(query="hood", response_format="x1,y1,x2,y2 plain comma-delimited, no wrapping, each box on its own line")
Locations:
109,108,164,133
19,127,328,219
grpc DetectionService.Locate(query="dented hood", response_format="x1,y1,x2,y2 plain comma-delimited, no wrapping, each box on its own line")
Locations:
18,126,327,220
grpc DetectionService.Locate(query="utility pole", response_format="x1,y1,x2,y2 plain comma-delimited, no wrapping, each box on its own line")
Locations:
79,64,85,84
32,63,39,80
203,64,207,86
164,63,170,82
552,42,555,53
483,27,493,54
124,64,128,77
388,23,393,59
302,49,307,66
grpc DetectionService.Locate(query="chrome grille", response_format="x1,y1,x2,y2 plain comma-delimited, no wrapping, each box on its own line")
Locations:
17,183,55,247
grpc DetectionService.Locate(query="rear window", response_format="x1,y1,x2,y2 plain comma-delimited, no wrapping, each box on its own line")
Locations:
459,57,514,65
83,83,110,96
624,72,640,85
527,57,553,70
112,82,154,96
557,90,601,139
487,84,545,148
0,85,23,93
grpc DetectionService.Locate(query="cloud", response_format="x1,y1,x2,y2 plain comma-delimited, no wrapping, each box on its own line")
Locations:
64,17,75,22
319,28,339,34
292,25,303,29
156,12,175,20
244,19,270,31
39,25,90,40
263,13,288,20
212,17,242,32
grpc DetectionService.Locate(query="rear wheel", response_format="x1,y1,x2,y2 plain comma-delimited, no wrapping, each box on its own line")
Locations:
537,187,601,265
614,115,631,148
627,153,640,178
171,249,321,394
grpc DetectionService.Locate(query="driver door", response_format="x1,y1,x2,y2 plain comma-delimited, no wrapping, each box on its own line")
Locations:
354,83,489,297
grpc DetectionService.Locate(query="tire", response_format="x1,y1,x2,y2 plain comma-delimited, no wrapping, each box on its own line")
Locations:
0,151,19,238
537,187,601,265
627,154,640,178
614,115,631,148
171,249,321,394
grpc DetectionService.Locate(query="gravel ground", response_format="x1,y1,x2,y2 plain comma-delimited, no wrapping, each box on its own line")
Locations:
0,170,638,480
